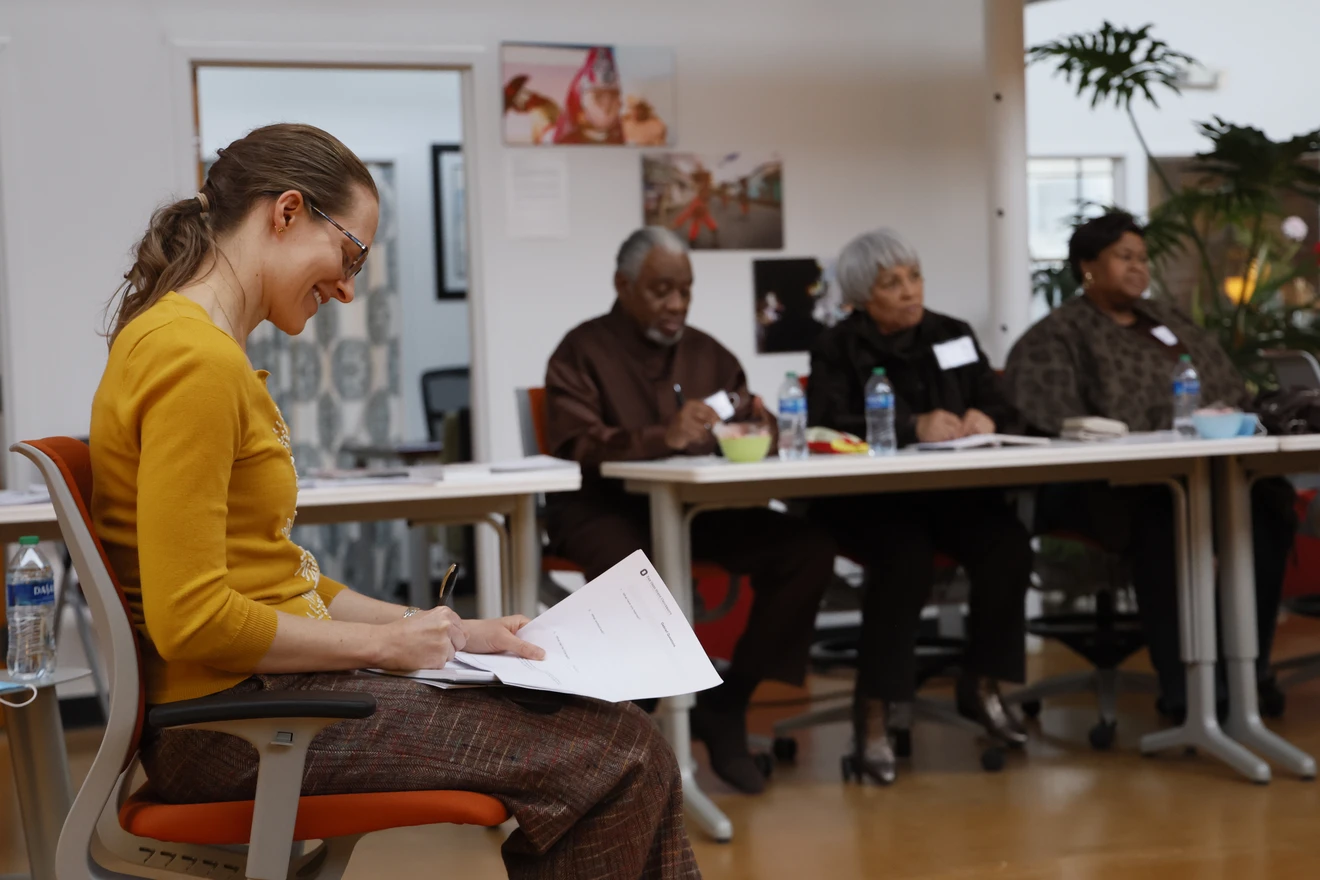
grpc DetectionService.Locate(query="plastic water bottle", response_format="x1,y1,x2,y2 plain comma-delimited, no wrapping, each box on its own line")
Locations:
1172,354,1201,438
6,537,56,680
865,368,898,455
778,372,808,461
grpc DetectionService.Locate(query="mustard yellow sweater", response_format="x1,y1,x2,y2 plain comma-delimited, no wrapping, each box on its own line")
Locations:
90,293,346,704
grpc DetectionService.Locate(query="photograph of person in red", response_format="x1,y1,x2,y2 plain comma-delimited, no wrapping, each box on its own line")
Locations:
501,42,676,147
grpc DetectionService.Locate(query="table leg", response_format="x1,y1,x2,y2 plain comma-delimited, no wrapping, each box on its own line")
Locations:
1139,461,1271,783
3,688,74,880
648,484,733,843
510,494,541,618
408,524,432,609
1215,456,1316,778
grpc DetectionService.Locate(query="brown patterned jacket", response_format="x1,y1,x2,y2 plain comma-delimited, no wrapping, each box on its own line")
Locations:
1004,295,1251,436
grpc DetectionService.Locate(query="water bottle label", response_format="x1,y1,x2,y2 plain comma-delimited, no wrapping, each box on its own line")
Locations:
7,578,54,607
865,393,894,411
779,397,806,416
1174,380,1201,396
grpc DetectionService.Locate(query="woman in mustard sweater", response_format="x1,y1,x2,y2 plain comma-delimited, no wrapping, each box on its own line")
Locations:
89,123,698,880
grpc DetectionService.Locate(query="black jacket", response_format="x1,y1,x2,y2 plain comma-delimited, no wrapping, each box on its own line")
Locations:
808,309,1018,447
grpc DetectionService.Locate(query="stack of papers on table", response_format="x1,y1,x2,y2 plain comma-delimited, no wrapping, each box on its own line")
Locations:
0,485,50,506
372,550,722,703
914,433,1051,451
301,465,444,488
488,455,577,473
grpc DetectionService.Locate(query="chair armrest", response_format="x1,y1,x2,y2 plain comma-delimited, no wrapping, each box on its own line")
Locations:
148,689,376,730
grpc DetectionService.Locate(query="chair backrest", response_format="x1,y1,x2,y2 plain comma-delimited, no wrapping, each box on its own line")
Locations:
11,439,145,768
1263,349,1320,392
13,438,153,880
515,386,552,457
421,367,471,443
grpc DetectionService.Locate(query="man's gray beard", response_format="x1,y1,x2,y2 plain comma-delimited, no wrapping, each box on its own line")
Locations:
646,327,684,346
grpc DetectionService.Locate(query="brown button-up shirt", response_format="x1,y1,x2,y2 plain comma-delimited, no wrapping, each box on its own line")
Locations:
545,302,754,500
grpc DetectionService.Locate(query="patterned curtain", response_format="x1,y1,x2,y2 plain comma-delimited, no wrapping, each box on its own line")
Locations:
248,162,406,598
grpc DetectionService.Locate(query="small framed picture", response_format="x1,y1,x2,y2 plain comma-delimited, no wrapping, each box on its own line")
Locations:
432,144,468,299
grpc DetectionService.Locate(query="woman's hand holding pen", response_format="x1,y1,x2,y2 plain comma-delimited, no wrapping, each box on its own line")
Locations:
378,606,468,670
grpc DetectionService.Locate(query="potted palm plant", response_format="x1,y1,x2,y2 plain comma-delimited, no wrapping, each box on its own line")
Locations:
1028,22,1320,389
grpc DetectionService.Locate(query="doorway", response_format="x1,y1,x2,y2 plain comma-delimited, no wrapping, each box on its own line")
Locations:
193,64,474,601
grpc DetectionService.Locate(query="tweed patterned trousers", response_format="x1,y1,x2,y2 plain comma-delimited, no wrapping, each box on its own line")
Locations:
140,672,701,879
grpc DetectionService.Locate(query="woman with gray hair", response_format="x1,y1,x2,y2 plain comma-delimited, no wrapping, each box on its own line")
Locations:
808,228,1032,785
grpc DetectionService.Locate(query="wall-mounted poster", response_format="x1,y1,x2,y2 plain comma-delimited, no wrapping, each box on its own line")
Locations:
644,152,784,251
501,42,677,147
431,144,467,299
753,257,850,354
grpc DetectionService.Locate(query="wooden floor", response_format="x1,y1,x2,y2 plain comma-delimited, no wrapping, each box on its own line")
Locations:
6,618,1320,878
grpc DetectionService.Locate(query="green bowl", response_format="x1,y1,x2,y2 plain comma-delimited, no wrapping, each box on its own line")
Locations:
717,432,773,463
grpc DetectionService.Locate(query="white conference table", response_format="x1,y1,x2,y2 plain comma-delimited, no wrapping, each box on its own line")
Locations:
0,464,581,618
603,433,1310,842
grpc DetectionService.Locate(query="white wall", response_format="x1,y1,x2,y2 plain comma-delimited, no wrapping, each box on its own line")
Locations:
1026,0,1320,214
0,0,1000,483
195,66,466,442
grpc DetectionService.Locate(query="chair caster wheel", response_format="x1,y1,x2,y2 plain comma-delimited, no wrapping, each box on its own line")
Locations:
753,752,774,779
773,736,798,763
891,728,912,759
1088,720,1117,751
841,753,857,783
981,746,1006,773
1020,699,1042,719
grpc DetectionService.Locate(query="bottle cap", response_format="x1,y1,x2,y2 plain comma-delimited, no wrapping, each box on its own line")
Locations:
18,536,38,546
872,367,886,376
1179,354,1191,363
786,371,798,379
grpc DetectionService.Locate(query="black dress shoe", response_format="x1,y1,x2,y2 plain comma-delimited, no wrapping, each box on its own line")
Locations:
690,695,766,794
842,696,896,785
957,676,1028,747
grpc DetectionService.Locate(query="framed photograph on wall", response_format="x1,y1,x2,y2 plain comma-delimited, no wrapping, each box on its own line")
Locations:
432,143,468,299
501,42,676,147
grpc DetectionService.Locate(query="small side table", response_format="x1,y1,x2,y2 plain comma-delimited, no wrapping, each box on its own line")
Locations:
2,667,92,880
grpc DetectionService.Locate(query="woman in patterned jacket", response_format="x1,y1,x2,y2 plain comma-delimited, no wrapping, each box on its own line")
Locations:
1005,211,1295,721
89,123,698,880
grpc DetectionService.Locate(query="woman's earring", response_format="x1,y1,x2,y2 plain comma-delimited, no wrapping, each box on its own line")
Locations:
275,225,285,235
1083,271,1093,287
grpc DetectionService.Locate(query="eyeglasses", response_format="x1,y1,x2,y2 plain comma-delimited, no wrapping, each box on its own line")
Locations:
309,204,369,279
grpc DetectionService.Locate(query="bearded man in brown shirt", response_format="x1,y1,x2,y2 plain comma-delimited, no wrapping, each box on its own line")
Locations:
544,226,835,794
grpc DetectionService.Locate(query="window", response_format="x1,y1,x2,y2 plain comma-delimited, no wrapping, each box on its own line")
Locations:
1027,157,1122,317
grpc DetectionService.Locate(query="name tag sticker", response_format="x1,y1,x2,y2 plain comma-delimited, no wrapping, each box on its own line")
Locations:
932,336,978,371
1151,325,1180,347
703,390,736,421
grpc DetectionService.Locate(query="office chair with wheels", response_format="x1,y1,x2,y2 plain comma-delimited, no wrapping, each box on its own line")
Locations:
770,557,1010,777
13,437,508,880
1003,532,1156,750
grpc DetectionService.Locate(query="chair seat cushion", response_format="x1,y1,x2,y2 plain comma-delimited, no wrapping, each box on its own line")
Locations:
120,786,510,845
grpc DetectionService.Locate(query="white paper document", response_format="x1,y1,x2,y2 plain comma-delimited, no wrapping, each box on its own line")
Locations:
369,658,499,687
505,152,570,239
455,550,723,703
914,433,1051,451
703,390,737,421
488,455,578,473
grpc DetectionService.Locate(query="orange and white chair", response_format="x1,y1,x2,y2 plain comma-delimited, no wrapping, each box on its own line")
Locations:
13,437,507,880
